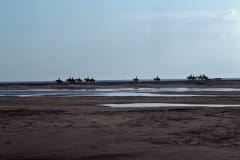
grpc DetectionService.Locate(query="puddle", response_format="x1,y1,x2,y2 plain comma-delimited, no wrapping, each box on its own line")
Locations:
101,103,240,108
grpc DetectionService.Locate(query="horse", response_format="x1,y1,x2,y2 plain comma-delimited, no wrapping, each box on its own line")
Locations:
154,76,160,82
84,77,96,84
76,78,83,83
133,76,139,83
56,78,63,85
66,77,76,84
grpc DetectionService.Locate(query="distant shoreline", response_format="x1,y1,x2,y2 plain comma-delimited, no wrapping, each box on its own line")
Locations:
1,79,240,90
1,78,240,85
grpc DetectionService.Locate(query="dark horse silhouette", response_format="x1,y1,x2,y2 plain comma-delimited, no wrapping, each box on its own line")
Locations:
133,76,139,83
55,78,63,84
64,77,83,84
84,77,96,84
197,74,209,80
154,76,160,82
187,74,196,81
76,77,83,83
187,74,208,81
66,77,76,84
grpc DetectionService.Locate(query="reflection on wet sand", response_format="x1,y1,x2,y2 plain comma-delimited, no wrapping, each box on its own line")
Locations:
101,103,240,108
1,87,240,97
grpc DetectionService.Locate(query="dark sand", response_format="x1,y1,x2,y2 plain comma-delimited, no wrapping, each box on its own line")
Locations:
1,81,240,160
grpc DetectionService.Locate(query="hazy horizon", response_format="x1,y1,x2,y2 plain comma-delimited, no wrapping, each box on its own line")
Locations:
1,0,240,81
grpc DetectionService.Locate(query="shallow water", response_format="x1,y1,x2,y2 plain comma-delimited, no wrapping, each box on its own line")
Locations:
0,88,240,97
101,103,240,108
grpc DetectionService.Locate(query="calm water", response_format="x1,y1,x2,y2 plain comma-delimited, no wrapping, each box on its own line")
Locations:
101,103,240,108
0,88,240,97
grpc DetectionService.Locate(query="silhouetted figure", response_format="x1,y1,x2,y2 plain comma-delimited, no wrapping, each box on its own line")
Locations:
187,74,196,81
56,78,63,84
84,77,96,84
188,74,209,81
133,76,139,83
196,74,209,80
154,76,161,82
201,74,209,80
66,77,76,84
84,77,89,83
76,77,82,84
90,77,96,83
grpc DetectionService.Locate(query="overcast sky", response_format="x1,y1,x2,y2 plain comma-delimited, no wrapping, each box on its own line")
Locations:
1,0,240,81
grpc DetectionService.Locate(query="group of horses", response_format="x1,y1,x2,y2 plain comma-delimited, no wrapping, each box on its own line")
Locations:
187,74,209,81
56,76,161,85
56,77,95,84
133,76,161,83
56,74,210,84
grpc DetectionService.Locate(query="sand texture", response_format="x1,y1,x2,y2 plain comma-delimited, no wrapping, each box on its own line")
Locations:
0,81,240,160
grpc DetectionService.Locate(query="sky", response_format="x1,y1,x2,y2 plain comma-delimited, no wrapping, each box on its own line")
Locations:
0,0,240,81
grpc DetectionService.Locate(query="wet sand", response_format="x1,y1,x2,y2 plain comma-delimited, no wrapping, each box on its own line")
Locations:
1,81,240,160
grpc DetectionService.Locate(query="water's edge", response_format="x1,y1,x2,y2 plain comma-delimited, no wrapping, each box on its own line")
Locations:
101,103,240,108
0,88,240,97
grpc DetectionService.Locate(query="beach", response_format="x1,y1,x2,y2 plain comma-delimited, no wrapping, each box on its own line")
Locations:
0,80,240,160
2,0,240,159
